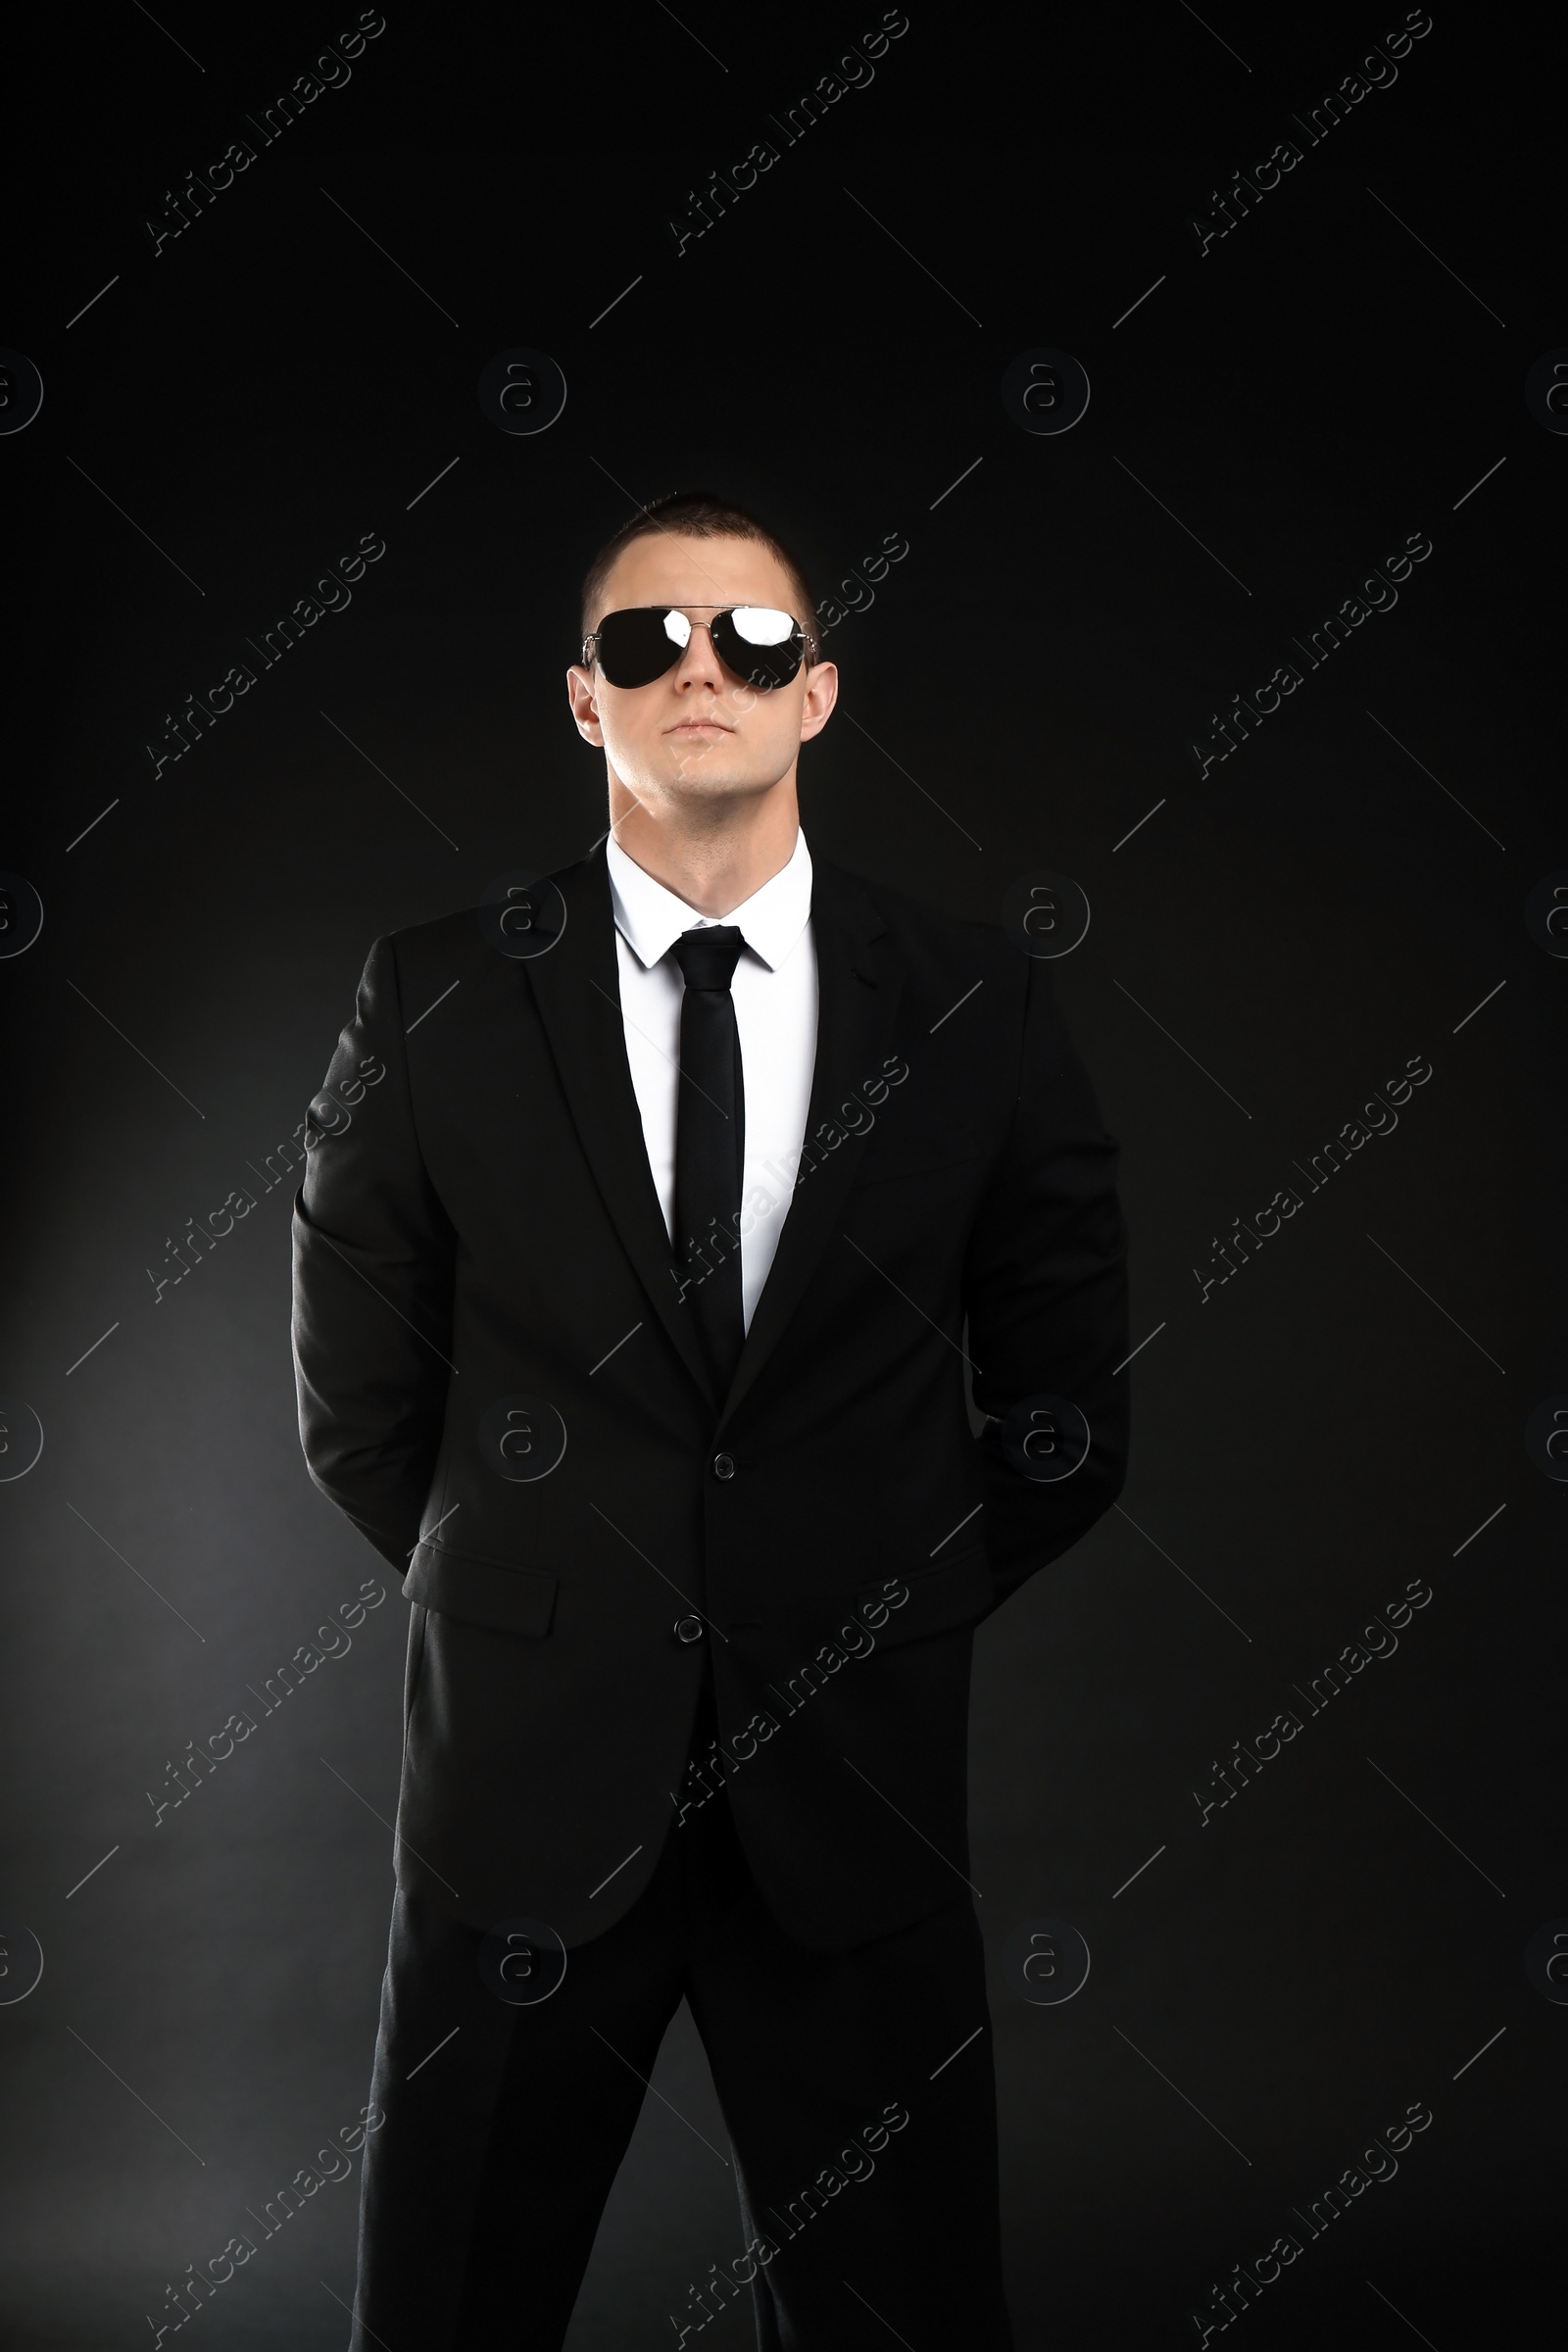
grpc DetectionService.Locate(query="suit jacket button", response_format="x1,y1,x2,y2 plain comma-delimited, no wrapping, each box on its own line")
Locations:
712,1452,735,1480
674,1615,705,1642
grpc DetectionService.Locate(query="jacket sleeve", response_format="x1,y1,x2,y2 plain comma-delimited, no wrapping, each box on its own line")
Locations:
963,955,1130,1614
290,934,457,1572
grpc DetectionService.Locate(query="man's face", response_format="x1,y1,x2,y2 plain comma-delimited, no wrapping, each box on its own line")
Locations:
566,532,838,819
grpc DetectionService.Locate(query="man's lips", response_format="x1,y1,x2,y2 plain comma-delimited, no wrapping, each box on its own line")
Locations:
667,717,733,734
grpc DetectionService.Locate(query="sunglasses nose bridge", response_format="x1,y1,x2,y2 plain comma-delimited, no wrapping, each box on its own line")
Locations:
673,614,746,689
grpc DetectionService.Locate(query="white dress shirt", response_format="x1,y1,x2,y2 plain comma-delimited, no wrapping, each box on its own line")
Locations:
605,830,818,1332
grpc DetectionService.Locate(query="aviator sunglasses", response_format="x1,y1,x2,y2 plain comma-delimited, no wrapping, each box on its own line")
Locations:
583,604,808,693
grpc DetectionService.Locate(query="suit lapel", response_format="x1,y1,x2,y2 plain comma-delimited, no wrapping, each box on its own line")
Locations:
522,844,716,1407
721,858,903,1427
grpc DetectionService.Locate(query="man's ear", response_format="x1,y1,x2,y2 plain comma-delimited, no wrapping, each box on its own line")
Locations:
566,662,605,746
799,660,839,742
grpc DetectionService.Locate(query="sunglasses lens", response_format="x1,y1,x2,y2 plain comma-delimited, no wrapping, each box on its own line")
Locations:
711,607,804,689
595,608,689,688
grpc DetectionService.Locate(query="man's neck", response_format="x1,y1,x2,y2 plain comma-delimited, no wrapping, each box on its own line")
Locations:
607,788,801,918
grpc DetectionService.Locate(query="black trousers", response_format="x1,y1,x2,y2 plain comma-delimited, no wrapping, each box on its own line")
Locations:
348,1673,1014,2350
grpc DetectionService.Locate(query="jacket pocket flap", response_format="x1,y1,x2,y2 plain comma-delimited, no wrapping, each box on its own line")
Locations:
851,1538,993,1648
403,1540,558,1638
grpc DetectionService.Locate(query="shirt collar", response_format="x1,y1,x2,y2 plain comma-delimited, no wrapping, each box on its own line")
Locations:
606,828,813,975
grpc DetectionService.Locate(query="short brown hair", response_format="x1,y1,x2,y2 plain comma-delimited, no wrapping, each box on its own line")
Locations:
580,490,822,665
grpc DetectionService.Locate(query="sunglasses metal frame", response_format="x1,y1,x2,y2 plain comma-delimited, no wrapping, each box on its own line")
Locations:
581,603,809,691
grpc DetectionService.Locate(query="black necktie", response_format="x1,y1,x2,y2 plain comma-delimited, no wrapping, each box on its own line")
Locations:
670,925,747,1397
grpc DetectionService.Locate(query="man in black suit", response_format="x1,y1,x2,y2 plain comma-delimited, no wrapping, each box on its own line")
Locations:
292,491,1129,2350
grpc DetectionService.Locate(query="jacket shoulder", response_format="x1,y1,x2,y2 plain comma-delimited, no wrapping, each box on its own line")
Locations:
378,843,604,970
817,858,1018,986
383,905,484,960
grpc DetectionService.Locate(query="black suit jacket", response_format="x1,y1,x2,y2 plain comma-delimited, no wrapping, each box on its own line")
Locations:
291,843,1129,1950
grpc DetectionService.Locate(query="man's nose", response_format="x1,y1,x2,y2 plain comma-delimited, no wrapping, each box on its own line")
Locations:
674,621,725,678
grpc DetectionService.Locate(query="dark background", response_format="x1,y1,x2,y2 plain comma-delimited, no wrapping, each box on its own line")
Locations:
1,1,1563,2344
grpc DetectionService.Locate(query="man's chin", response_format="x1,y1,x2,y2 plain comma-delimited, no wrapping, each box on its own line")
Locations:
656,764,774,808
